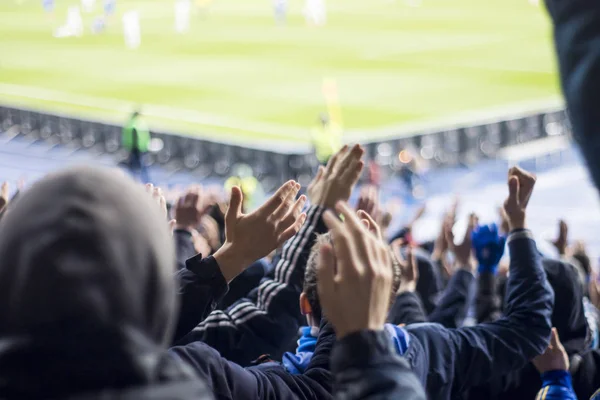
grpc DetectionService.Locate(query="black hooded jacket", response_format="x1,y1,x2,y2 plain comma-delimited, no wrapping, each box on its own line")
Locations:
465,258,590,400
0,167,213,399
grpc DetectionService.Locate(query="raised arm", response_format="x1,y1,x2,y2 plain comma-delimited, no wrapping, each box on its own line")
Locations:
173,180,307,346
407,167,554,394
316,202,426,400
177,145,365,366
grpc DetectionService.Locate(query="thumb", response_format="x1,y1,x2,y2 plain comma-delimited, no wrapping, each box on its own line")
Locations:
550,327,561,348
316,243,337,308
507,175,520,209
316,165,325,180
226,186,243,225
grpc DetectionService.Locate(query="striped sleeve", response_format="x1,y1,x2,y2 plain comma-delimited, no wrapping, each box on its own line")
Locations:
176,205,327,366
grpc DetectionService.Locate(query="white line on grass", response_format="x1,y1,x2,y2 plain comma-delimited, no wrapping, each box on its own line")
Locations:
0,82,311,152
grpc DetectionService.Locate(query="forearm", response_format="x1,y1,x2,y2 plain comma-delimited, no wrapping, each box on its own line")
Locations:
429,269,475,328
174,229,197,270
173,254,228,343
331,330,426,400
476,270,502,323
547,0,600,193
388,292,427,326
176,206,326,364
503,230,554,358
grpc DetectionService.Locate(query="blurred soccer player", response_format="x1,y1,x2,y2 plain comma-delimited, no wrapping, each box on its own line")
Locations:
42,0,54,14
273,0,287,24
122,110,151,183
104,0,116,16
175,0,192,34
304,0,326,26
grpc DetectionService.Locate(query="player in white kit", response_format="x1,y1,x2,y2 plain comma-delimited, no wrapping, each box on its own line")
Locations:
304,0,326,26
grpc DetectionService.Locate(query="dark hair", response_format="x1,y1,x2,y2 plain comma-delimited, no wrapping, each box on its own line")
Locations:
303,232,402,322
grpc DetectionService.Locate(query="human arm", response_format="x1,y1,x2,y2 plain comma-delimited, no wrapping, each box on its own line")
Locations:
533,329,577,400
317,202,426,400
407,167,554,394
177,146,365,365
172,180,307,346
428,269,475,328
545,0,600,194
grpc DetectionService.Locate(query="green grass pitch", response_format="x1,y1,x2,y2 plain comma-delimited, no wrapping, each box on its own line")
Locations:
0,0,560,147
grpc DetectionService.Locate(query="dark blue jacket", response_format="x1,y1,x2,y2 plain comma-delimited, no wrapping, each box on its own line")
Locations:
175,206,327,366
389,268,475,328
402,230,553,399
545,0,600,194
169,320,335,400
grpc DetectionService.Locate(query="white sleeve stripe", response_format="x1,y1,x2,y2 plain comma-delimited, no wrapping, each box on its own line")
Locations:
276,206,323,301
194,206,324,334
262,206,323,310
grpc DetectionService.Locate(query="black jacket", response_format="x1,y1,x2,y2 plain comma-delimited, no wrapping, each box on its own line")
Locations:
175,205,327,366
402,230,554,399
389,269,475,328
169,320,335,399
465,258,590,400
331,330,426,400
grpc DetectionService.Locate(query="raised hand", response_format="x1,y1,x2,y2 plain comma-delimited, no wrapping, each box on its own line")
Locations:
317,201,393,339
174,186,209,231
357,209,383,241
503,166,536,231
446,213,477,271
472,223,506,274
214,180,307,282
393,244,418,294
552,219,568,256
532,328,569,374
146,183,167,218
308,144,365,208
356,185,380,221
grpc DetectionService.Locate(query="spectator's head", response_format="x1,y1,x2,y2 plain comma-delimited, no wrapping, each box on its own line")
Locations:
541,258,590,354
0,166,177,395
301,232,401,326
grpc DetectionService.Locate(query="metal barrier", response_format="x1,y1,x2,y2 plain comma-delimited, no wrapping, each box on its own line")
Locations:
0,104,571,191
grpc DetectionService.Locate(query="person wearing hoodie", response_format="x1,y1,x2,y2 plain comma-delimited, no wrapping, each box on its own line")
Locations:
174,145,366,366
464,253,591,399
293,166,554,399
0,167,213,399
169,200,427,400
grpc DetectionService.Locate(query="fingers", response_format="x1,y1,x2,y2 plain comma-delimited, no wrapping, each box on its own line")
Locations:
324,145,349,176
508,166,536,207
316,243,338,306
263,180,298,214
550,327,565,350
445,224,455,251
506,175,520,209
278,194,307,234
334,201,366,232
357,209,382,240
226,186,244,227
408,247,419,282
278,212,307,244
464,213,476,243
272,182,301,220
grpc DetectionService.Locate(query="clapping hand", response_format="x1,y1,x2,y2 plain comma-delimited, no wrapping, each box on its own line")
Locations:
214,180,307,282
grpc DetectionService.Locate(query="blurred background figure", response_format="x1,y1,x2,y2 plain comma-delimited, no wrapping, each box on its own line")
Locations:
273,0,287,25
121,110,151,183
175,0,192,34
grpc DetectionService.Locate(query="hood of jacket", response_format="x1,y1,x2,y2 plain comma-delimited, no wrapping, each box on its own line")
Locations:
0,167,202,398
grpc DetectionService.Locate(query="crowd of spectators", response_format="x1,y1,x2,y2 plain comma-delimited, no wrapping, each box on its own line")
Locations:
1,0,600,399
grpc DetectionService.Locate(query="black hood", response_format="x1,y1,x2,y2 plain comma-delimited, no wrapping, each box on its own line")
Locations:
0,167,200,398
542,258,590,354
